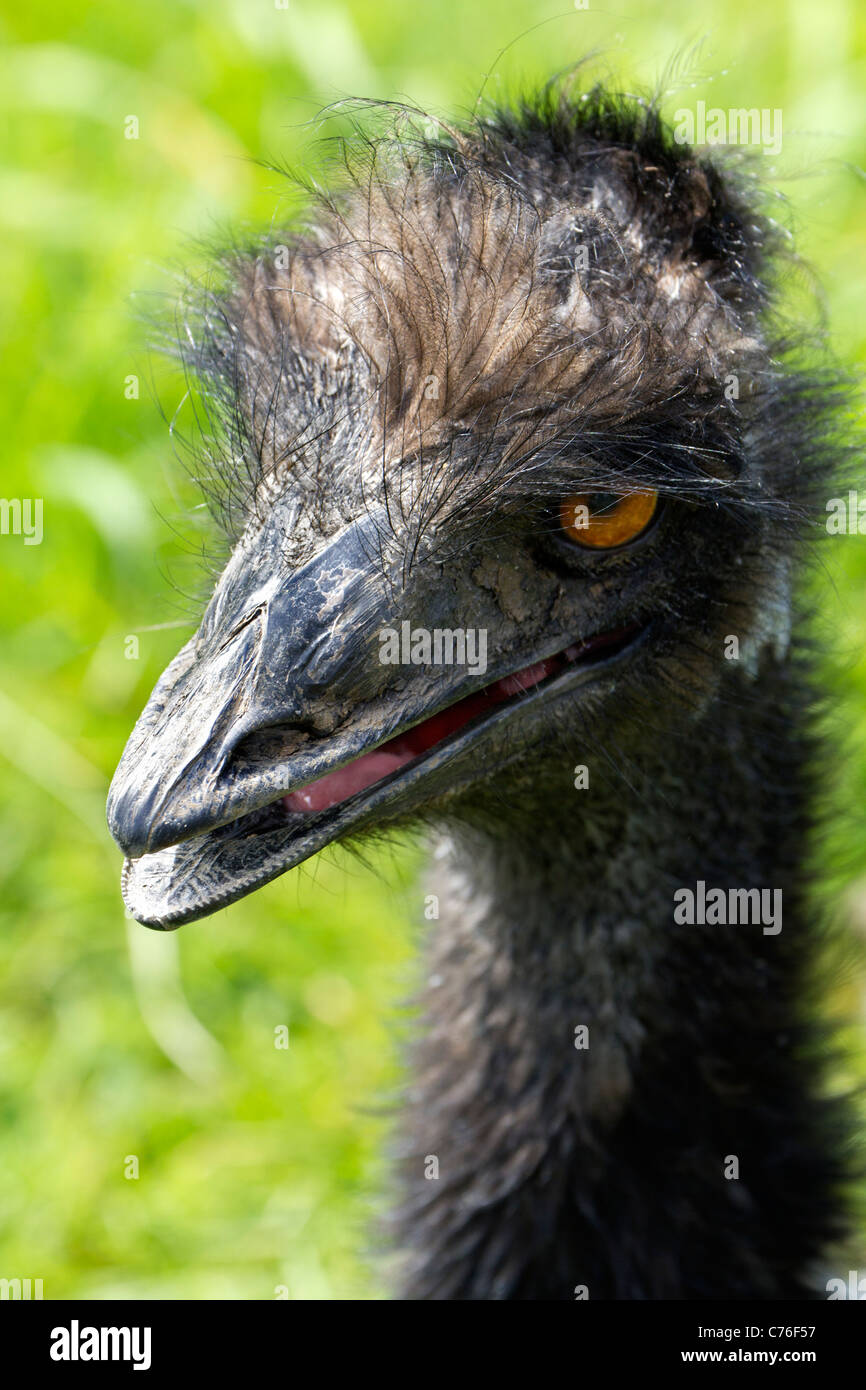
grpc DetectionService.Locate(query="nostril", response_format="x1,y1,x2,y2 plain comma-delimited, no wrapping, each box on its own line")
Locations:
228,722,313,769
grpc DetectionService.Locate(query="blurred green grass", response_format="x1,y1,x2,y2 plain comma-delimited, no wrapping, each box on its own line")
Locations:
1,0,865,1299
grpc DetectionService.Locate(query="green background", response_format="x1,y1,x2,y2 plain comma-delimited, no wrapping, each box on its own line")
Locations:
0,0,865,1299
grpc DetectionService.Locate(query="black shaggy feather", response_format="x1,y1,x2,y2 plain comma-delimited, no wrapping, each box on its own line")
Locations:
144,73,862,1298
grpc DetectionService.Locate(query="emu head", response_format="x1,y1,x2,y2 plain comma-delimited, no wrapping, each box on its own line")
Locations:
108,89,818,928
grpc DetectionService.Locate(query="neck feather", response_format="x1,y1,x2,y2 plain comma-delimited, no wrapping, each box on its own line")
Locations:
392,657,849,1299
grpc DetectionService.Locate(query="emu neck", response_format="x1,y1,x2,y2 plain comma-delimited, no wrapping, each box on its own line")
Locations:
393,660,844,1299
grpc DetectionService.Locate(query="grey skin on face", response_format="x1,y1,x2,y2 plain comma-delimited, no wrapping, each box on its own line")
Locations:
107,80,857,1299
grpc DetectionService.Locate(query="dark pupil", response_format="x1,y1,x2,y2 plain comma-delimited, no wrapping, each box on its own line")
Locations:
585,492,621,517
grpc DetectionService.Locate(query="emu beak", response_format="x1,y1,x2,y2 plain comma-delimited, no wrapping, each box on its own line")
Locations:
109,504,647,929
108,507,490,927
108,508,421,925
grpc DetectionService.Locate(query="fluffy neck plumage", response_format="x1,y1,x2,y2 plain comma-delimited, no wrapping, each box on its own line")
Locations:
392,655,848,1299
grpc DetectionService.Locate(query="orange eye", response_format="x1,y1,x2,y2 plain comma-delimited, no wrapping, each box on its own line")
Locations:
559,490,658,549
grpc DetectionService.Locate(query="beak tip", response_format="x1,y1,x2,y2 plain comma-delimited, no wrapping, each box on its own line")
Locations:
120,880,164,931
106,778,159,860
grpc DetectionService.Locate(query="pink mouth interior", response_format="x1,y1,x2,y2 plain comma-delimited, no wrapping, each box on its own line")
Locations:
283,625,637,815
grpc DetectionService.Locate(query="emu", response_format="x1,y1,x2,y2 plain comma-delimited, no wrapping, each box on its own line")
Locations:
108,79,857,1299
